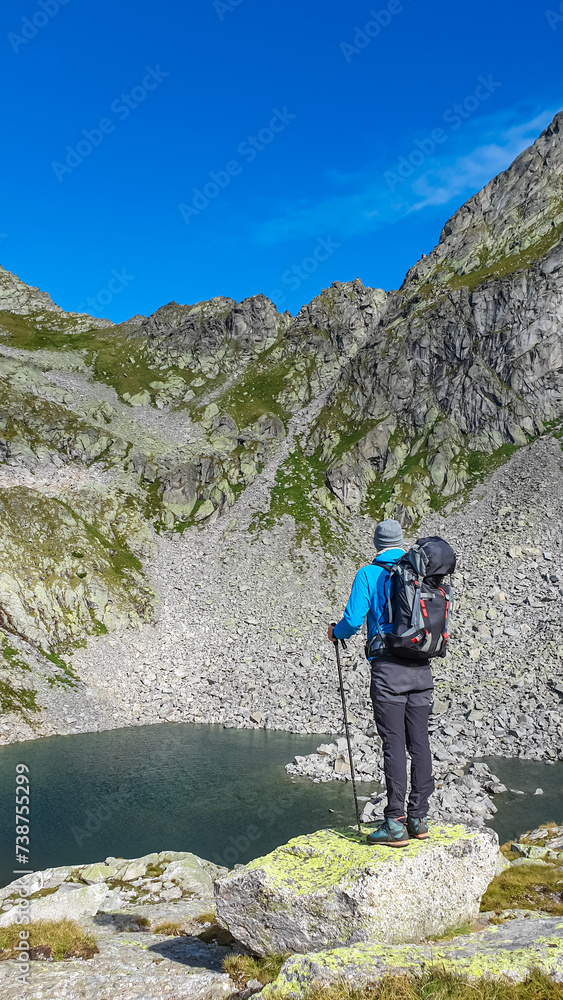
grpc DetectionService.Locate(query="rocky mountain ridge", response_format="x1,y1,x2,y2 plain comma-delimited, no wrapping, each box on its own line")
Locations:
316,111,563,522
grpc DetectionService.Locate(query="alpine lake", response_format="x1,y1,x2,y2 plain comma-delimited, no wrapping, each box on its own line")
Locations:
1,722,562,887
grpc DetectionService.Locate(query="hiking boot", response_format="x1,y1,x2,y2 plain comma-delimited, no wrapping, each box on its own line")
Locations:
407,816,429,839
366,817,409,847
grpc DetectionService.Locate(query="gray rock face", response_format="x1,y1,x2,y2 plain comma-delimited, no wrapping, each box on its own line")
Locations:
214,823,498,956
125,293,288,361
0,850,226,928
0,882,121,927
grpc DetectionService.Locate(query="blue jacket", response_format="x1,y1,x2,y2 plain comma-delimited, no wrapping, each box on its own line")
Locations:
332,548,405,642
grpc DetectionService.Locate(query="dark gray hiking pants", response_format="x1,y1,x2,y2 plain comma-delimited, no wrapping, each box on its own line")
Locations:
370,657,435,820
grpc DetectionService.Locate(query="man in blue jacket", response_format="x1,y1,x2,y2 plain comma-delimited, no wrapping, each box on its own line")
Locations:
328,518,434,847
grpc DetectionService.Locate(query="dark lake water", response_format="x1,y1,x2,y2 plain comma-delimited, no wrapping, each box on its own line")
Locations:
480,756,563,846
1,724,561,888
0,723,378,888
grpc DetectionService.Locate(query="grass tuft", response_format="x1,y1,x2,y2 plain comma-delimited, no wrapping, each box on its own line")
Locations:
153,920,185,936
426,920,476,942
0,919,98,962
223,952,290,988
289,968,563,1000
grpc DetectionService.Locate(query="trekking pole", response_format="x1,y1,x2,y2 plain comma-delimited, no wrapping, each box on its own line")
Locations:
333,634,362,839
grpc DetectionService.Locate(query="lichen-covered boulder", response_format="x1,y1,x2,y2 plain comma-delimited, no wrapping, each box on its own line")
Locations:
215,823,498,956
262,915,563,996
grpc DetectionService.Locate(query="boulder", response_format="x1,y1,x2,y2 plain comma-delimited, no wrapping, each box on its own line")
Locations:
127,390,152,406
162,855,214,896
79,862,120,884
0,883,120,927
215,823,498,956
262,916,563,996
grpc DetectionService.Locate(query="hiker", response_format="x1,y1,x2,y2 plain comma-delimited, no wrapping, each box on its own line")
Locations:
328,519,455,847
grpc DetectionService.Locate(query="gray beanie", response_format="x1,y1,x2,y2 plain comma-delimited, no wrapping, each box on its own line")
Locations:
374,518,404,552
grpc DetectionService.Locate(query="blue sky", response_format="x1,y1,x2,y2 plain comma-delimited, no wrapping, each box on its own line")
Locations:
0,0,561,322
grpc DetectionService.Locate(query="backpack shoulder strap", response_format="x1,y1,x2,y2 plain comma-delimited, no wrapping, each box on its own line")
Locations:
372,560,396,631
412,576,423,628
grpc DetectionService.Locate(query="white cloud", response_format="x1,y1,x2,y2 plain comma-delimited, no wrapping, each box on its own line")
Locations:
252,106,560,246
409,109,559,212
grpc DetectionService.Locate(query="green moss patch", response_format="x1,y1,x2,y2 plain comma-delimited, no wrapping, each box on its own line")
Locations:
447,218,563,294
210,352,295,428
0,309,191,404
0,634,39,720
0,678,40,717
250,446,350,558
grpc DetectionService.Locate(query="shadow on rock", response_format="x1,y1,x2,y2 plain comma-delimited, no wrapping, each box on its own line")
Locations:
148,935,229,970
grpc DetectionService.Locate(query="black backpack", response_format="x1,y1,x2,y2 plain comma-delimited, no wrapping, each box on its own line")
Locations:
366,536,456,662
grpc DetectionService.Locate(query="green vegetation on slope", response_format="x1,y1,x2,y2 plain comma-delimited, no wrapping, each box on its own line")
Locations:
211,354,294,428
447,217,563,294
0,310,184,402
208,339,319,429
0,484,155,659
0,634,39,719
250,446,349,558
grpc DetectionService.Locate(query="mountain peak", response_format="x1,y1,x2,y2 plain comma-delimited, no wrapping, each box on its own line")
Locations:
0,264,112,330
